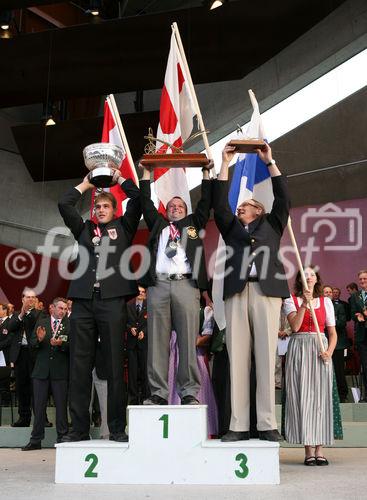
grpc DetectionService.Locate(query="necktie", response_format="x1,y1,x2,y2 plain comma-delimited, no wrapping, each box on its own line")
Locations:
0,318,3,326
53,319,59,331
136,304,141,315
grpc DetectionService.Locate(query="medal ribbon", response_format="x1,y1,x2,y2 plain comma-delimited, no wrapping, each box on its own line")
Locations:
94,226,102,238
51,318,61,337
169,222,180,241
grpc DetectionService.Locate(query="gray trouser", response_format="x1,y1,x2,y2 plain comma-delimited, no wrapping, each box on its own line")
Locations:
225,282,281,431
147,278,201,400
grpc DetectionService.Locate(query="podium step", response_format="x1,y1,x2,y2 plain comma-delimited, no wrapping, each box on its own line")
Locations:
55,405,279,485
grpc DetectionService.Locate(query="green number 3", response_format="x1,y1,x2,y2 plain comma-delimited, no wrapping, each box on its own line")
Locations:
235,452,249,479
84,453,98,478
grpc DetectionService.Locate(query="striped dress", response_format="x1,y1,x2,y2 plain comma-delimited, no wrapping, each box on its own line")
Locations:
283,296,335,446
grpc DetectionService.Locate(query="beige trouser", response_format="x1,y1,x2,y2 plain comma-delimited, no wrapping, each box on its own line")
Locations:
225,282,281,431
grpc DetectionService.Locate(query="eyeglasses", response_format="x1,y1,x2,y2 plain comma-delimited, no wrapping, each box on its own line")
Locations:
237,203,259,212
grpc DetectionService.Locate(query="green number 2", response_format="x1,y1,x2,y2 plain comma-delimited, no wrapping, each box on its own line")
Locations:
84,453,98,478
235,452,249,479
159,414,169,438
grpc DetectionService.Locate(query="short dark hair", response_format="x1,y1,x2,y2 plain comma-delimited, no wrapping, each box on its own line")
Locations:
94,191,117,211
166,196,187,213
52,297,67,306
346,282,358,291
293,265,323,298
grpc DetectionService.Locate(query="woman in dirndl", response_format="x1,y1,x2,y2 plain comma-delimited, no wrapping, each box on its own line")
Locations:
283,266,337,466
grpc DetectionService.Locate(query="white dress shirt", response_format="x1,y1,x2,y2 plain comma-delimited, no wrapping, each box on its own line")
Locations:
155,226,191,275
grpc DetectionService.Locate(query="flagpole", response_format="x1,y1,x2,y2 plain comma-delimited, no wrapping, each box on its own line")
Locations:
287,217,326,356
171,22,216,178
248,88,325,356
107,94,139,185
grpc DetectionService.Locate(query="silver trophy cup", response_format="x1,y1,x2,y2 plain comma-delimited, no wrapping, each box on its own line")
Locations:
83,142,125,188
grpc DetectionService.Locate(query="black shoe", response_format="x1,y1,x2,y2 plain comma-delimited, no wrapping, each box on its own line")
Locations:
181,395,199,405
45,421,53,428
143,395,168,405
258,429,283,442
304,456,316,466
21,441,41,451
60,431,91,443
315,456,329,466
11,419,30,427
221,430,250,442
109,432,128,443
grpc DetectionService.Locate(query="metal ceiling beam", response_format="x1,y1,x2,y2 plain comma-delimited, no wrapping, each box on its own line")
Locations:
1,1,65,8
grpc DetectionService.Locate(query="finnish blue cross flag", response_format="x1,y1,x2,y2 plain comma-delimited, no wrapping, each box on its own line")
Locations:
228,93,273,213
212,90,274,330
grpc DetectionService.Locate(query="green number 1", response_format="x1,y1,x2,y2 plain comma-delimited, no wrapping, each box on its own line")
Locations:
159,414,169,438
235,452,249,479
84,453,98,478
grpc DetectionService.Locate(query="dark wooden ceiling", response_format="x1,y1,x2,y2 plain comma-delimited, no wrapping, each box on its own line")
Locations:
11,109,159,181
2,0,347,182
1,0,346,108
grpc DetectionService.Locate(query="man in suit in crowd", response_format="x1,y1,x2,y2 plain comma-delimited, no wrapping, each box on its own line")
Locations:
332,287,351,321
213,143,290,442
350,270,367,403
126,286,148,405
0,304,14,366
22,297,70,450
58,169,141,442
324,285,349,402
0,304,14,396
140,162,213,405
8,288,46,427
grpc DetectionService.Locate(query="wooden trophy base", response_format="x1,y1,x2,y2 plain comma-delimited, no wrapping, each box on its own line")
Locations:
141,153,209,168
228,139,266,153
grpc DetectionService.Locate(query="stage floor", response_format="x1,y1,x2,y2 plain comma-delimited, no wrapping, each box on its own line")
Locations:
0,448,365,499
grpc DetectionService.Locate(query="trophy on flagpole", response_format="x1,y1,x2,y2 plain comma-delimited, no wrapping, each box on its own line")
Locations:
140,128,211,169
83,142,125,188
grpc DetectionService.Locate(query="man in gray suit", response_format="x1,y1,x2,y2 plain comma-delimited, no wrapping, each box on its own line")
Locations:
139,163,213,405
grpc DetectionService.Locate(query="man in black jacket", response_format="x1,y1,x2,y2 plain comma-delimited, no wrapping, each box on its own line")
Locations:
58,169,141,442
126,286,148,404
22,297,70,450
140,163,213,405
9,289,45,427
0,304,13,366
213,143,290,442
350,270,367,402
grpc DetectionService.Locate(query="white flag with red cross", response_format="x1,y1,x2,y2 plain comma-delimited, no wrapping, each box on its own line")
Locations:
153,32,197,214
90,98,138,220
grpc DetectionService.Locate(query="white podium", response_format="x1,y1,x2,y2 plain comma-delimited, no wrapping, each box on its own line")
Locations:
55,405,279,485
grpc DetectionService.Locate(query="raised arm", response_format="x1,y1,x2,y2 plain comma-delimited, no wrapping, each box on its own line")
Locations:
257,144,290,235
139,165,161,230
191,160,213,228
117,175,142,241
58,175,93,239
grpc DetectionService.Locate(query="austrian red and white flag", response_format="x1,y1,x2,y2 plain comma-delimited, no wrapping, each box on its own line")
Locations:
154,32,197,213
90,98,137,219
